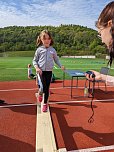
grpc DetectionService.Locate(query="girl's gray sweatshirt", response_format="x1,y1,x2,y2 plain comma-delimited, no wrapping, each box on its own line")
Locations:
33,45,62,71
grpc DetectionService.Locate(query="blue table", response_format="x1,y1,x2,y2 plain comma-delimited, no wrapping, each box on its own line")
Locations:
63,70,85,98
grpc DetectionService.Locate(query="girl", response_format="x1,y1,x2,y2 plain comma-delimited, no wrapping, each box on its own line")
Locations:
86,1,114,85
33,30,65,112
28,64,36,79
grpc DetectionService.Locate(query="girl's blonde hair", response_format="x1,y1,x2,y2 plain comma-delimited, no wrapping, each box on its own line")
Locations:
28,64,31,68
36,30,54,46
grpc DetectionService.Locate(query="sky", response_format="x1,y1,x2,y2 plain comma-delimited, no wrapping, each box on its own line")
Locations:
0,0,112,29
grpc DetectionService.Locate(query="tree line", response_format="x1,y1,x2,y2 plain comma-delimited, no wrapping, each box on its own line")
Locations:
0,24,107,56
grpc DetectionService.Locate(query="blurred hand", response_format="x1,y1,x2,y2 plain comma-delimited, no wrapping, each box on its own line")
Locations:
61,65,65,70
85,70,102,81
85,73,94,81
36,67,42,75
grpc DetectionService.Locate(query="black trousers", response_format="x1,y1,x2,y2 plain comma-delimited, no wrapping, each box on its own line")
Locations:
40,71,52,104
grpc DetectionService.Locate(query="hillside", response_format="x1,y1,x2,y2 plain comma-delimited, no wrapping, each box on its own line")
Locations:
0,24,106,56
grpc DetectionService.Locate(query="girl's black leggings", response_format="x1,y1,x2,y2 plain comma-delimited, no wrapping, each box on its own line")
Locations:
40,71,52,104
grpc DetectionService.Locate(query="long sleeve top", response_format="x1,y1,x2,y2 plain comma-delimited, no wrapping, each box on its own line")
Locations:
33,45,62,71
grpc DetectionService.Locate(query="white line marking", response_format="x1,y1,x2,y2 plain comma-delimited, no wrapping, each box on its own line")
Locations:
0,87,66,92
0,103,36,108
0,88,37,92
0,98,114,109
68,145,114,152
6,68,27,69
51,85,114,89
49,98,114,105
59,64,104,66
54,67,104,70
0,85,113,92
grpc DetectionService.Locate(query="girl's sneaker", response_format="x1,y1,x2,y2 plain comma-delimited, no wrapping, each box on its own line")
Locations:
42,104,48,112
38,95,43,102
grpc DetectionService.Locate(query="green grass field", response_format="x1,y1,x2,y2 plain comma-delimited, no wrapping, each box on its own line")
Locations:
0,57,114,81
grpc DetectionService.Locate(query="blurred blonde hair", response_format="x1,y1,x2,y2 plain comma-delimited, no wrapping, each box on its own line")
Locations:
28,64,31,68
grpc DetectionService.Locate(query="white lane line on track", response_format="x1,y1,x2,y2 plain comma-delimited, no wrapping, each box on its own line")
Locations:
68,145,114,152
0,85,113,92
49,98,114,105
6,68,27,69
0,88,38,91
0,98,114,108
0,103,36,108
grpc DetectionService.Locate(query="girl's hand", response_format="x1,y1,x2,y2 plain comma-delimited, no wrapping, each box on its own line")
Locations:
36,67,42,75
61,66,65,70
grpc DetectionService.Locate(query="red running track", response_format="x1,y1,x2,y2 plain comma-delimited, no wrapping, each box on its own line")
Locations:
0,80,37,152
49,80,114,151
0,80,114,151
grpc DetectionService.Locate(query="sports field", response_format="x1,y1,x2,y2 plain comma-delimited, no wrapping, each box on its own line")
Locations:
0,57,114,81
1,56,114,152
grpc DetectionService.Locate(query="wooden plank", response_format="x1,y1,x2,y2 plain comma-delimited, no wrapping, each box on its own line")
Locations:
43,108,57,152
36,100,57,152
36,112,43,152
